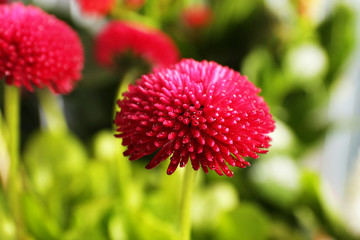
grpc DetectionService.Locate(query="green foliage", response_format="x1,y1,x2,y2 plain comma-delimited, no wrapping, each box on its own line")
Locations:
318,4,355,86
215,203,270,240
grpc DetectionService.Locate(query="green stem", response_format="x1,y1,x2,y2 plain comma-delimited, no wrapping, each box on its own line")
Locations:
113,69,139,118
4,85,23,239
114,69,139,199
116,141,132,206
0,111,9,187
37,89,68,134
113,69,141,237
180,165,196,240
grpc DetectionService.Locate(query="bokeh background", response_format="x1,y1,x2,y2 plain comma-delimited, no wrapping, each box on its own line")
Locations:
1,0,360,239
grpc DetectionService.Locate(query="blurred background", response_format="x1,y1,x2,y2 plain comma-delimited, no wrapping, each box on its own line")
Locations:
1,0,360,239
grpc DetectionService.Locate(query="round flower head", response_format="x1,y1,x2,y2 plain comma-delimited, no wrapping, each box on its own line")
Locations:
77,0,115,16
0,3,83,94
115,59,275,177
95,20,180,69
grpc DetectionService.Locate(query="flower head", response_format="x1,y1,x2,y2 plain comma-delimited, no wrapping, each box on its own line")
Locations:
0,3,83,94
114,59,275,177
182,4,212,28
95,21,180,69
77,0,115,16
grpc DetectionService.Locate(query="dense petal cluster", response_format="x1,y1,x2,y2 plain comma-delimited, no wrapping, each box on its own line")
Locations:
0,3,83,94
95,21,180,69
115,59,275,177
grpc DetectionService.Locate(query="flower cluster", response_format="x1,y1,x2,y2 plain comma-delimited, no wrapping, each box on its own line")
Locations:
77,0,115,16
95,21,180,69
0,3,83,94
114,59,275,177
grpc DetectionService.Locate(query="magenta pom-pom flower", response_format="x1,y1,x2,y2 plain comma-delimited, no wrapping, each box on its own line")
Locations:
0,3,83,94
76,0,115,16
114,59,275,177
95,20,180,69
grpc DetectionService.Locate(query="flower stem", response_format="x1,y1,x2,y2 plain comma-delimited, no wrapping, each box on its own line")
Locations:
114,69,139,200
4,85,23,239
37,89,68,134
180,165,196,240
113,69,139,117
113,69,140,237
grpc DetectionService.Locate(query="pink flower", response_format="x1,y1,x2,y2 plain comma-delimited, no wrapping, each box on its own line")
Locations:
0,3,84,94
77,0,115,16
182,4,212,28
114,59,275,177
95,21,180,69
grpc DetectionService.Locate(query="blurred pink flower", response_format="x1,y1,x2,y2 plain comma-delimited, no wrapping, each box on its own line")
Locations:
77,0,115,16
95,20,180,69
115,59,275,177
0,3,84,94
182,4,212,28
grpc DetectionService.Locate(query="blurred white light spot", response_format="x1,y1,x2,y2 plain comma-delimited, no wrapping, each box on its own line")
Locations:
3,219,15,237
252,156,300,190
287,43,328,81
250,156,301,207
268,120,294,152
264,0,293,21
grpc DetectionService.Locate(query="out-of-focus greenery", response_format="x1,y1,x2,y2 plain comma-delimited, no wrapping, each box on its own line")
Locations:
0,0,359,239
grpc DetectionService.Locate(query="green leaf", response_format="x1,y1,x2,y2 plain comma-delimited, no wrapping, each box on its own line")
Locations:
24,131,88,195
108,214,128,240
206,0,261,38
318,4,355,86
192,181,239,230
63,198,114,240
0,195,15,240
214,202,270,240
23,194,61,240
